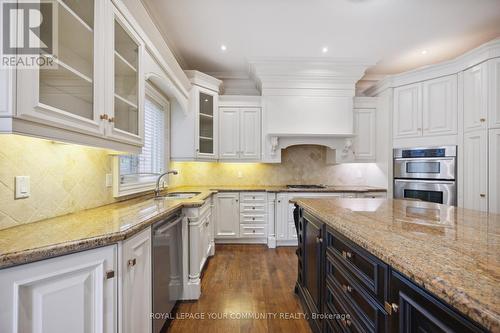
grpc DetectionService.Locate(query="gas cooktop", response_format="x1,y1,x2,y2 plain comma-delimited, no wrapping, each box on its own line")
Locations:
286,185,326,189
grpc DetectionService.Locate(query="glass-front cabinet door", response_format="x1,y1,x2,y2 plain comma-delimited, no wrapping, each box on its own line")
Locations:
196,87,218,159
106,5,144,146
16,0,105,136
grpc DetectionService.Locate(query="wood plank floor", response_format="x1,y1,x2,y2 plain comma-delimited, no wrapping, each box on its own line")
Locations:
167,244,312,333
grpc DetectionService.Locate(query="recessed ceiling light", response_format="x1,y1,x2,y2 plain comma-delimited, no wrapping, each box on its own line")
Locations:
421,50,428,55
322,46,328,53
220,44,227,51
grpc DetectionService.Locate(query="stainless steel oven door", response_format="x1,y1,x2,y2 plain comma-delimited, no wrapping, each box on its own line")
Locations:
394,179,457,206
394,157,456,180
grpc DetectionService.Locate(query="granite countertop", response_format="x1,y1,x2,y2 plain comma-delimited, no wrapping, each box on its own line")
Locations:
0,185,385,270
292,197,500,331
180,185,387,193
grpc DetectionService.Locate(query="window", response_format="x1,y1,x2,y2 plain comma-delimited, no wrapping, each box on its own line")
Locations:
114,84,169,197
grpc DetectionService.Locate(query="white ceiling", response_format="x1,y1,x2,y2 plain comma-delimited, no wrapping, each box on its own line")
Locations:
142,0,500,79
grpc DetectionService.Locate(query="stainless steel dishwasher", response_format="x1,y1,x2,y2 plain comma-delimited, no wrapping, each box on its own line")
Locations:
152,211,184,333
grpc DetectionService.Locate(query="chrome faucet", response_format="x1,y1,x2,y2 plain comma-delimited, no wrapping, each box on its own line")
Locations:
154,170,178,198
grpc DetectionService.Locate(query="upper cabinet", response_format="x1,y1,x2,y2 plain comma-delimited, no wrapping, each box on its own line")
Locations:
464,63,488,133
393,83,422,139
393,75,458,140
170,71,221,161
16,0,105,137
353,108,376,160
107,6,144,146
219,106,261,161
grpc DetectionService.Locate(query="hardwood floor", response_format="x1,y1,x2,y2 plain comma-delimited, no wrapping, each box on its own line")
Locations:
167,244,312,333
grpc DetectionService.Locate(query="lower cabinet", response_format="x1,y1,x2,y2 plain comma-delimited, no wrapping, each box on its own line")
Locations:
121,227,151,333
295,205,488,333
463,130,489,212
0,245,117,333
215,192,240,238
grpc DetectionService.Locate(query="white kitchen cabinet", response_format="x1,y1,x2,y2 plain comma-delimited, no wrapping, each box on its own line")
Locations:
171,71,221,160
219,107,261,161
275,193,290,243
215,192,240,238
107,5,145,146
3,1,146,153
0,245,117,333
120,227,151,333
489,129,500,214
219,108,240,159
464,63,488,133
393,83,422,139
488,58,500,129
422,75,458,136
353,108,376,160
463,130,488,212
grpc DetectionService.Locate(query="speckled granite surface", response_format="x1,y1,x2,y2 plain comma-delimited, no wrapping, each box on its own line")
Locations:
0,185,384,270
293,197,500,332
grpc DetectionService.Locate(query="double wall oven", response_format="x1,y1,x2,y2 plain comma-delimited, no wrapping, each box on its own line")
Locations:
393,146,457,206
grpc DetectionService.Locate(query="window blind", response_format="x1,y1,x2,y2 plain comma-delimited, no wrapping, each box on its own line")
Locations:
120,96,165,185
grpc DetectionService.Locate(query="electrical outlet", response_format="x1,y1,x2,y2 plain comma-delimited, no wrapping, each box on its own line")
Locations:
15,176,30,199
105,174,113,188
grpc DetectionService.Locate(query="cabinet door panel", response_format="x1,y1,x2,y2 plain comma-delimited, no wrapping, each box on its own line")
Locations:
463,130,488,211
489,129,500,214
122,228,151,333
16,0,104,137
488,58,500,129
0,246,116,333
215,193,239,238
239,108,261,160
464,63,488,132
303,213,323,313
393,83,422,139
219,108,240,159
276,194,289,240
422,75,458,136
195,87,218,159
354,108,376,160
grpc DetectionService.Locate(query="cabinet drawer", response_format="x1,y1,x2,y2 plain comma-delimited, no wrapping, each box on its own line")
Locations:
240,192,266,203
240,203,266,213
239,224,267,238
326,252,388,333
325,279,364,333
240,214,267,224
326,227,388,302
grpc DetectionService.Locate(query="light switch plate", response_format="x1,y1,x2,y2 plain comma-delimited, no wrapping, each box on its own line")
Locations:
15,176,30,199
105,174,113,188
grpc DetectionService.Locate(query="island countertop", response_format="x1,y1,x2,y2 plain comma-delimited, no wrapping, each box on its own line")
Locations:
292,197,500,332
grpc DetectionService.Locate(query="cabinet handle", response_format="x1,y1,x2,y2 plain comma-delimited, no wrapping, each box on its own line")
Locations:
105,270,115,279
342,250,353,259
384,301,399,315
342,284,353,293
127,258,136,267
316,236,323,244
108,117,114,123
480,118,486,122
100,114,108,120
480,193,486,198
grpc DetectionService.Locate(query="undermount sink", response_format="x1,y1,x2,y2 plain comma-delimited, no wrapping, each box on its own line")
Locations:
159,192,201,199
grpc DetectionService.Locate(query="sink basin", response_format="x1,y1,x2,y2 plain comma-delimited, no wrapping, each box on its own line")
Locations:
159,192,200,199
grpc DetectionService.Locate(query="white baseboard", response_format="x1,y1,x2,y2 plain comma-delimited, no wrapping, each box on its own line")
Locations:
277,239,298,247
215,238,268,244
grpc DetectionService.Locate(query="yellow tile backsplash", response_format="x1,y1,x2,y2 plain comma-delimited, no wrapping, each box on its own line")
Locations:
0,135,117,230
0,137,385,231
169,145,386,187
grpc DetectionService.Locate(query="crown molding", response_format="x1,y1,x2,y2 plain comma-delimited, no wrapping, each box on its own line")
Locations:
364,37,500,96
184,70,223,92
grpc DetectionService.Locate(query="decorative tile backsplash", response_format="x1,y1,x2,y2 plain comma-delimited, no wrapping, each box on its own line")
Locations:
169,145,386,187
0,138,385,231
0,135,117,230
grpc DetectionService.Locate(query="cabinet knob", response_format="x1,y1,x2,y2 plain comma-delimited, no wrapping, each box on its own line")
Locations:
127,258,136,267
480,118,486,122
340,318,352,327
252,217,255,220
105,270,115,279
342,284,353,293
252,230,256,233
205,222,209,227
316,236,323,244
480,193,486,198
108,117,114,123
342,250,353,259
100,114,108,120
384,301,399,314
252,206,255,210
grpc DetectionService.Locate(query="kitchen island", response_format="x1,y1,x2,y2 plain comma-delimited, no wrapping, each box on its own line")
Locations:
292,198,499,332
